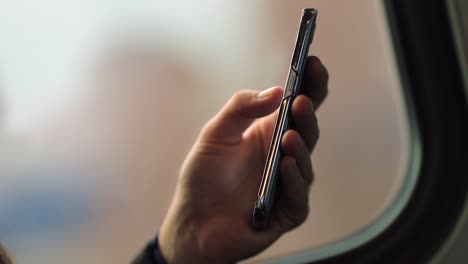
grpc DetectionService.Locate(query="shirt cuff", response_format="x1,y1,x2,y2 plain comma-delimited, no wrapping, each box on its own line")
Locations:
131,234,168,264
153,233,168,264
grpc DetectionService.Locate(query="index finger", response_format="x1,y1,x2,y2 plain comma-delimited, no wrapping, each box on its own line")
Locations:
300,56,329,110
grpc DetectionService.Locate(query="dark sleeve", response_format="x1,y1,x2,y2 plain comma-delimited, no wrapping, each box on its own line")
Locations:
132,235,168,264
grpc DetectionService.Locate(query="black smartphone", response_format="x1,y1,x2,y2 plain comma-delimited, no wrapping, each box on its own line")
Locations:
252,8,318,229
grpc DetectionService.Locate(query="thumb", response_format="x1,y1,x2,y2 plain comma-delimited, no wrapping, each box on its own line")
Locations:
201,86,283,142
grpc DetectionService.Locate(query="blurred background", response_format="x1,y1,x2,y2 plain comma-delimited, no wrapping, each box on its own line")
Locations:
0,1,407,263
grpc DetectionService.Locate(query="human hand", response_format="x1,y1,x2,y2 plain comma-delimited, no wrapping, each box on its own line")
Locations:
159,56,328,263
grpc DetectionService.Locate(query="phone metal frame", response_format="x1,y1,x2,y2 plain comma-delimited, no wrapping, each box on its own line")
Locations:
252,8,318,229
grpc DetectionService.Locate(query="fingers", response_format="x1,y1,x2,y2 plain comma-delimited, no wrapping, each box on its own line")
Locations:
289,55,326,152
291,95,319,152
270,130,313,232
300,56,329,110
273,155,310,231
281,130,314,185
201,87,283,143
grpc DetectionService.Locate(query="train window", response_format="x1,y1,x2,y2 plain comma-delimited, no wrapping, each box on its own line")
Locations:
1,0,466,263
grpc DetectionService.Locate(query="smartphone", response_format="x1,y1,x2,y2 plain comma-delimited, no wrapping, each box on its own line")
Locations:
252,8,318,229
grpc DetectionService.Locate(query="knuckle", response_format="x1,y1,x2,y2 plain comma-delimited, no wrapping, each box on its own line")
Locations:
295,202,310,228
314,125,320,143
231,90,247,103
309,167,315,185
200,117,217,137
308,115,320,146
320,67,329,96
321,64,329,84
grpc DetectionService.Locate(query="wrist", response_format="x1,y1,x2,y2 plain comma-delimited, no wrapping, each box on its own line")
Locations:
159,212,179,263
160,205,235,264
159,205,201,263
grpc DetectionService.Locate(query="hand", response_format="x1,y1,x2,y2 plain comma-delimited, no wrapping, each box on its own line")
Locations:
159,56,328,263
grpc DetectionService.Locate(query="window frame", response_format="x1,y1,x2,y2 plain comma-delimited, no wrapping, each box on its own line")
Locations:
266,0,468,263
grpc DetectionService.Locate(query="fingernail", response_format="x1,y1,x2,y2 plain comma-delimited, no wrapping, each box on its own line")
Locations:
258,87,278,98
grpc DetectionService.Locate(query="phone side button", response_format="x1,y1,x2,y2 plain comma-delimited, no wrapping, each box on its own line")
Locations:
284,69,297,98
